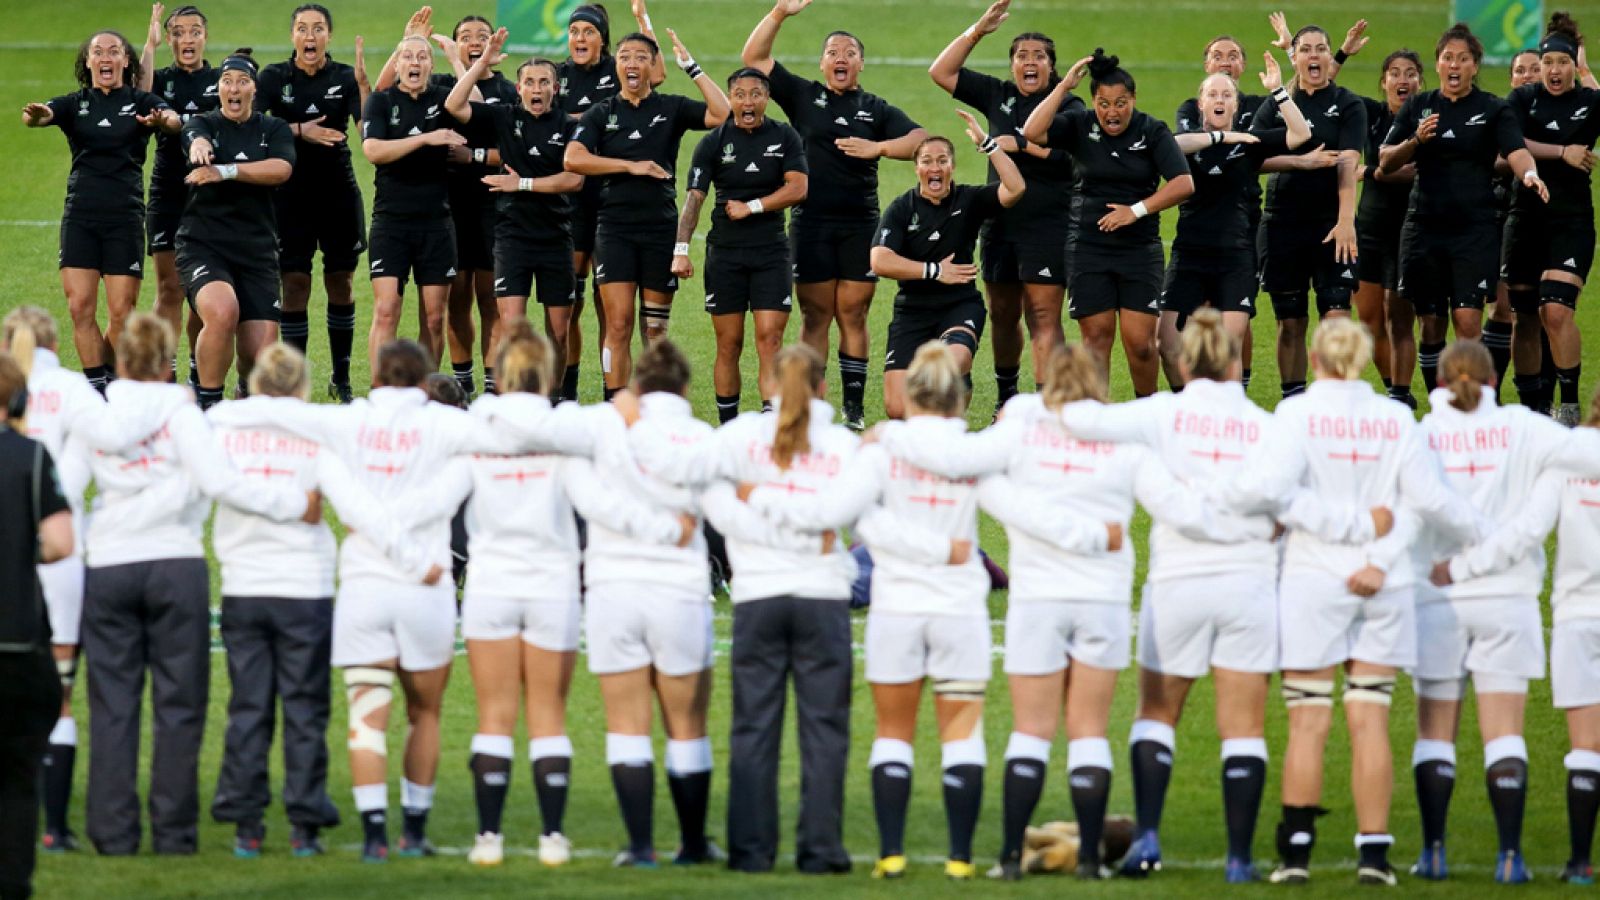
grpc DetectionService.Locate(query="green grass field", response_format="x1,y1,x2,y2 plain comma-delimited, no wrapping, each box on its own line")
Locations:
7,0,1600,896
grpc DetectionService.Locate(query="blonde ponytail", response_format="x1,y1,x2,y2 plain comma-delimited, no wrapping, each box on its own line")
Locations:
1311,318,1373,381
770,344,824,470
3,306,58,381
1438,341,1493,413
495,318,557,397
1178,308,1238,382
1040,343,1107,410
118,312,175,383
247,343,311,399
906,341,966,417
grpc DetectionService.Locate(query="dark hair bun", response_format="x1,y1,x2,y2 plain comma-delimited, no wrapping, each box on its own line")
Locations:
1087,47,1120,78
232,46,254,57
1548,11,1582,41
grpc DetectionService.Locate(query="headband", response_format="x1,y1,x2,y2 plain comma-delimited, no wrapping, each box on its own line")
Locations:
569,8,609,44
1540,32,1579,59
220,54,257,80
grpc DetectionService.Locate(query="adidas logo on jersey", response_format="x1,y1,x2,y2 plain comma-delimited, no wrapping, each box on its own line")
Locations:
1241,296,1252,307
1441,129,1455,138
1038,267,1052,277
781,295,791,307
628,129,642,139
529,146,540,156
1208,165,1223,175
234,151,249,160
97,118,111,127
745,162,759,172
578,95,591,106
1547,120,1561,130
834,117,848,126
185,101,197,111
1565,258,1578,267
928,230,940,241
129,261,140,272
1148,297,1158,308
1341,269,1354,279
1478,280,1488,289
408,126,421,135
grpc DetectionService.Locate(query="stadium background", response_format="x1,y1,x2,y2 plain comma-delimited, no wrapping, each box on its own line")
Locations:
4,0,1600,895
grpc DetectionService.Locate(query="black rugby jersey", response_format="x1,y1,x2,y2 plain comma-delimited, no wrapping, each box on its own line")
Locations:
43,85,170,221
1176,92,1266,134
952,68,1078,238
1174,130,1288,253
150,63,218,194
573,91,709,228
178,111,295,256
686,118,807,249
1356,96,1412,233
1252,83,1365,222
1507,83,1600,218
473,101,575,241
1384,87,1524,226
875,182,1004,305
557,57,620,118
362,84,456,221
433,70,519,189
766,60,918,223
1044,108,1188,249
257,56,361,187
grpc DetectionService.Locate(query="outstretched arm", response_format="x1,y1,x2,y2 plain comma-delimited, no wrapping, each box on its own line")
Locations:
741,0,810,75
929,0,1009,93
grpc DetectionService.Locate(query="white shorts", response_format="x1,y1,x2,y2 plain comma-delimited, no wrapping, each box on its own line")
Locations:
1277,571,1415,671
584,584,712,677
38,556,85,646
1137,572,1278,678
332,578,458,671
1553,618,1600,709
461,591,581,652
1004,599,1129,675
864,610,992,685
1415,597,1544,684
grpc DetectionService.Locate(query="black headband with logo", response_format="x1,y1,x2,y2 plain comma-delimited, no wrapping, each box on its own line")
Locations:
1540,33,1579,59
220,54,258,80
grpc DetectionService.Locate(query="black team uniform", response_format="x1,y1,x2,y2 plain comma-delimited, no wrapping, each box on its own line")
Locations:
686,116,808,421
555,54,620,400
176,109,296,410
361,82,459,290
1356,94,1415,402
472,98,579,318
147,62,219,259
256,54,365,392
766,60,920,423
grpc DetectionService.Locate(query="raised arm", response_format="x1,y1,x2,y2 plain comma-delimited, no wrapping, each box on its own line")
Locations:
957,109,1025,206
1021,56,1091,144
667,29,729,127
930,0,1009,93
741,0,811,75
445,30,508,123
628,0,669,86
1258,54,1312,148
139,2,163,92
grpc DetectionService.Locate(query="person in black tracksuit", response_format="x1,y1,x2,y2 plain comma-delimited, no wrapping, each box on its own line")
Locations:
564,30,728,399
444,35,585,378
361,35,466,383
1380,22,1548,389
1352,49,1422,406
1502,13,1600,426
741,0,927,431
677,68,808,423
1022,49,1193,399
21,30,179,394
870,113,1026,419
138,4,217,384
178,51,296,411
930,0,1077,413
1248,24,1364,401
255,3,368,402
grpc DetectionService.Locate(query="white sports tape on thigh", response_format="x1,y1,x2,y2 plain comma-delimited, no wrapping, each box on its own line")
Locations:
933,678,988,700
941,734,987,770
345,667,394,756
1281,678,1335,708
1345,674,1396,706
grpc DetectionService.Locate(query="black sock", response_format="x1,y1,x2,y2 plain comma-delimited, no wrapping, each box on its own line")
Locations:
1241,367,1252,390
1558,365,1582,406
1414,759,1455,847
1280,380,1306,400
361,809,388,845
197,385,224,411
1514,374,1546,411
168,357,178,384
1357,833,1394,869
995,366,1020,405
839,354,867,412
667,770,711,856
961,372,973,394
1568,767,1600,866
610,761,654,855
186,362,200,392
470,753,511,835
402,807,429,842
715,393,740,424
1419,341,1446,393
1069,767,1112,865
1129,739,1173,835
41,743,75,833
1222,755,1267,861
1000,757,1046,861
1381,376,1394,391
942,764,984,863
871,761,913,858
1542,331,1558,409
534,756,571,836
603,385,618,402
452,360,474,396
483,366,496,395
1276,804,1322,869
84,365,109,395
1484,319,1513,394
1487,756,1528,854
562,364,580,403
280,310,310,354
328,305,355,386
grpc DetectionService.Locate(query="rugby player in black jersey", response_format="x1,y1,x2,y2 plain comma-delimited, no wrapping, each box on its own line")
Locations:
741,0,927,431
565,29,728,399
677,68,807,422
1499,49,1549,410
177,50,295,409
22,29,178,393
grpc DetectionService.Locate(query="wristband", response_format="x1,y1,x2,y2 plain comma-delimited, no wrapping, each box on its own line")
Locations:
679,56,703,80
979,136,999,154
1131,200,1149,219
217,164,238,180
923,261,942,281
518,177,533,192
674,242,691,256
1209,130,1224,146
1271,86,1290,105
641,13,653,32
473,147,487,164
747,198,764,214
1333,48,1349,65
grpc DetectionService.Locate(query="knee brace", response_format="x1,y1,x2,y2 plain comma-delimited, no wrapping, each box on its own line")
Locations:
1281,677,1335,709
345,667,394,757
933,678,988,701
56,655,78,692
1345,674,1396,707
1541,279,1582,309
939,326,979,356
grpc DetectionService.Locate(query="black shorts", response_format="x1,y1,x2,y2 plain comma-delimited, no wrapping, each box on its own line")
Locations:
572,188,601,256
884,294,986,371
145,184,186,254
176,239,281,322
1066,243,1163,319
59,217,143,277
791,217,877,284
705,243,793,316
1161,247,1258,317
980,233,1067,286
368,218,457,288
1257,216,1357,315
494,234,576,307
276,181,367,275
1399,219,1499,316
593,225,677,294
449,186,496,272
1501,211,1595,289
1356,218,1403,290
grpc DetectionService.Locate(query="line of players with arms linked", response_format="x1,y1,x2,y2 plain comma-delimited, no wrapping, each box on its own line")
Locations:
10,0,1600,890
